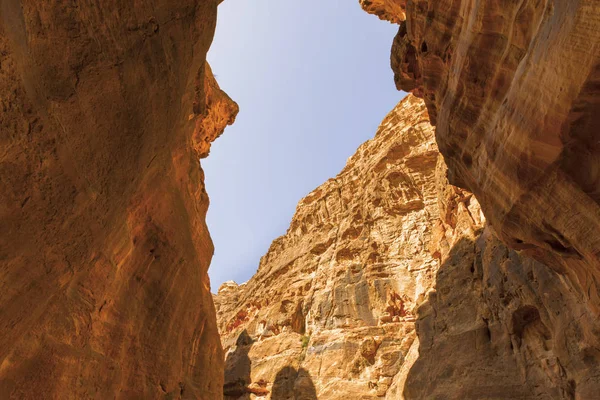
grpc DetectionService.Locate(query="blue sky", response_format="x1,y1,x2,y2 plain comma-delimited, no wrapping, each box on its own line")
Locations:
205,0,404,291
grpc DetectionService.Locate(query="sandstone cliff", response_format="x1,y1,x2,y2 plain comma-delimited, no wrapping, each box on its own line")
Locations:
216,96,440,399
215,95,600,399
0,1,236,398
359,0,600,315
1,0,598,399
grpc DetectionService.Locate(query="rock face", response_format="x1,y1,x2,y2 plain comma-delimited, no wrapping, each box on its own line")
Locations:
215,95,600,399
0,1,236,398
216,96,440,399
408,158,600,399
359,0,407,23
360,0,600,312
1,1,598,399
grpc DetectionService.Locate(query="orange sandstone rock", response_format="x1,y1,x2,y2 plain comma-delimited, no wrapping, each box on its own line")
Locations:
215,95,600,399
0,1,236,398
361,0,600,317
216,96,440,399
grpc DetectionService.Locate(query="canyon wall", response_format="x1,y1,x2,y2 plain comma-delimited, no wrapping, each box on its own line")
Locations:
216,96,441,399
0,1,236,398
1,0,598,399
215,95,600,399
359,0,600,313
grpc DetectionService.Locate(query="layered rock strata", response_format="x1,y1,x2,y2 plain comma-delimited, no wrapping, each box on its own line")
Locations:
0,1,236,398
360,0,600,307
215,95,600,399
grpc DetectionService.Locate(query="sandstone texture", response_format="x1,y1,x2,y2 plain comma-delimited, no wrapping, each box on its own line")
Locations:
0,1,236,398
216,95,440,399
407,160,600,399
2,0,599,399
360,0,600,314
215,95,600,399
359,0,406,24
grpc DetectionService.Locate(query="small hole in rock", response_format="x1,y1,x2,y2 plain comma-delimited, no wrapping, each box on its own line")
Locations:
462,153,473,167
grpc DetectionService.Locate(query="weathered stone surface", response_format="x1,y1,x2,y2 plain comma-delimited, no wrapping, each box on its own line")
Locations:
403,157,600,399
215,95,440,399
0,1,236,398
358,0,406,24
361,0,600,310
2,1,598,399
215,95,600,399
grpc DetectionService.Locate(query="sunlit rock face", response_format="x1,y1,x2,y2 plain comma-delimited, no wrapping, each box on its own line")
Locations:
215,96,440,399
0,1,236,398
215,95,600,399
360,0,600,310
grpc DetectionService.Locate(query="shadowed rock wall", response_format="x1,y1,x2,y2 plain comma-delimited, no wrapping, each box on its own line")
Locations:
402,156,600,399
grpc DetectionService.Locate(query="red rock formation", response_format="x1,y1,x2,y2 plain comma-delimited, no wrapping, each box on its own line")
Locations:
2,1,598,399
355,2,600,398
361,0,600,309
405,157,600,399
215,96,441,399
215,95,600,399
0,1,236,398
359,0,407,23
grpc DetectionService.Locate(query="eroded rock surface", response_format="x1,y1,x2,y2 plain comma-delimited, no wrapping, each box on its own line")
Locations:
359,0,407,23
2,1,598,399
360,0,600,311
0,1,236,398
406,159,600,399
216,96,440,399
215,95,600,399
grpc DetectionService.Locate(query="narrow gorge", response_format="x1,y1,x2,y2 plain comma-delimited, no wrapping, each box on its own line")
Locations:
0,0,598,399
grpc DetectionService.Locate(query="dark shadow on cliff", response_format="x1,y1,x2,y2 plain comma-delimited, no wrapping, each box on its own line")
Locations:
271,366,317,400
402,235,540,399
401,231,592,399
223,330,254,399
